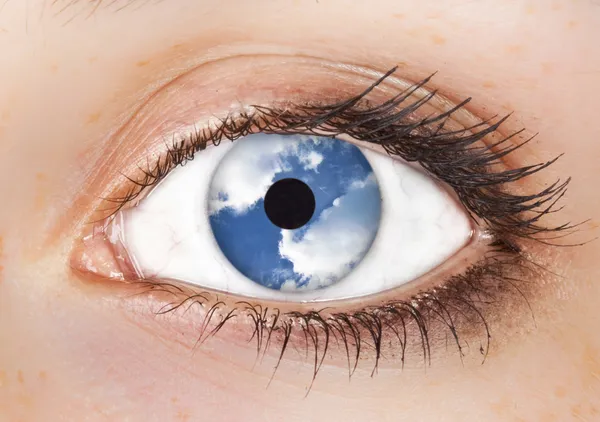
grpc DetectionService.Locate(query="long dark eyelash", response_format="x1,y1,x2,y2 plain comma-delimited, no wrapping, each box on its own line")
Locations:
104,67,574,241
105,68,572,388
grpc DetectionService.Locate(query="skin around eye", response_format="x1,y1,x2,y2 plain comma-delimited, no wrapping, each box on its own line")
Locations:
1,1,599,421
68,59,571,357
57,60,584,422
99,133,472,301
64,54,572,363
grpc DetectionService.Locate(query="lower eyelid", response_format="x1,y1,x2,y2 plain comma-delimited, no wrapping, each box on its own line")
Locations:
103,235,543,381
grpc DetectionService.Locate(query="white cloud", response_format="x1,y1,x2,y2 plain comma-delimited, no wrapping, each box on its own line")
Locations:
299,150,324,171
208,134,329,215
277,174,380,290
348,172,377,189
280,279,307,292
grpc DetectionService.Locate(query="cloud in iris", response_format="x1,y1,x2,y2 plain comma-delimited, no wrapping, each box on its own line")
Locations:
208,134,330,215
277,174,381,291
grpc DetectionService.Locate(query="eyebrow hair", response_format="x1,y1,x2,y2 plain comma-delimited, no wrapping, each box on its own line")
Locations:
51,0,156,20
19,0,600,27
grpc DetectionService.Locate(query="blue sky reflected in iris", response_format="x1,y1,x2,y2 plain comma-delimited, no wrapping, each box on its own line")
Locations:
208,134,381,292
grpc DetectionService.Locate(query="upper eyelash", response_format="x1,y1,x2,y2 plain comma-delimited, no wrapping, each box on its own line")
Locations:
104,67,574,242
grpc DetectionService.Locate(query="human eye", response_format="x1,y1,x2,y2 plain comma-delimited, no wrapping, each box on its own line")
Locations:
95,76,474,301
71,61,571,380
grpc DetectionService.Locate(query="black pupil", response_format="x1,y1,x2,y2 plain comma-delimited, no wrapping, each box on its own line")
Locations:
264,178,316,230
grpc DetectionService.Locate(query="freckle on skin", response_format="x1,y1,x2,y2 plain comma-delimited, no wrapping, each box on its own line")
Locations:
541,62,554,75
38,371,47,381
88,56,98,63
176,410,191,421
567,20,578,29
87,112,102,124
17,370,24,385
392,13,405,20
136,60,151,67
482,81,496,89
583,343,600,387
526,6,536,15
554,386,566,398
430,34,446,45
505,44,525,54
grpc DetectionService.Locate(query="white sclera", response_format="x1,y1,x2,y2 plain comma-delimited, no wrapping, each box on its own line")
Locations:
117,135,472,301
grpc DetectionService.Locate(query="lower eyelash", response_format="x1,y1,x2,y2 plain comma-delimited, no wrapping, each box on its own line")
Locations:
127,236,542,388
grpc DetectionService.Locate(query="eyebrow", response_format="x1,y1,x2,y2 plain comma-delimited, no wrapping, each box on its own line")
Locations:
32,0,600,27
51,0,155,19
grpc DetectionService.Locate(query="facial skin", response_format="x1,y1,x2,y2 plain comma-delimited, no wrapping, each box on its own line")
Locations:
0,0,599,421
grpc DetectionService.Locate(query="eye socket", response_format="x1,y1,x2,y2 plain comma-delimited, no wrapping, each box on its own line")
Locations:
67,62,573,376
105,132,472,301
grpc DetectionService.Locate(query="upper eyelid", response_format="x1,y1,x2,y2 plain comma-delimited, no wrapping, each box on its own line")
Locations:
87,56,499,179
53,53,572,258
95,69,572,245
39,58,476,251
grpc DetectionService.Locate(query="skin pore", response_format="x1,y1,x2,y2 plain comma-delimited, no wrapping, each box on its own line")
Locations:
1,0,599,421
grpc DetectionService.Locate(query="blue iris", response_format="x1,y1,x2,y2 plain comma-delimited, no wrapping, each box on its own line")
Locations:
207,134,381,292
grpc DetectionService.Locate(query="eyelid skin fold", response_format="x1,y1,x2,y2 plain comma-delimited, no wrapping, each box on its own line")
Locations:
68,57,573,384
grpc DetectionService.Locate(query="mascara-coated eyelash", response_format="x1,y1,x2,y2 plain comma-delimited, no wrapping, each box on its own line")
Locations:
105,67,573,242
97,67,573,386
